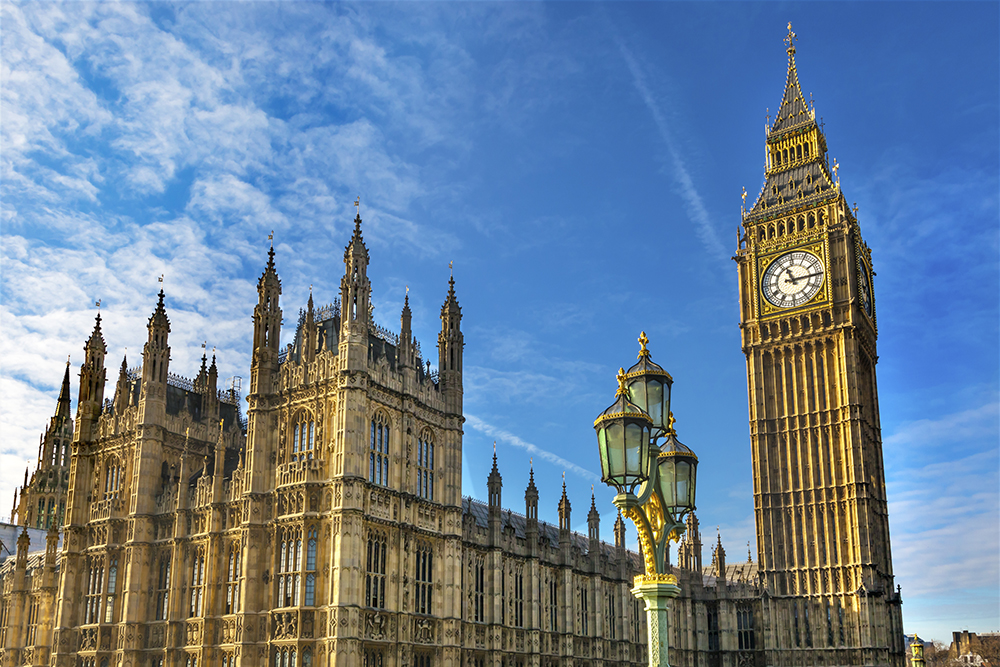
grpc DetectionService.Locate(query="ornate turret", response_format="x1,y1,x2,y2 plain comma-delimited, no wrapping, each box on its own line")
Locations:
399,291,415,368
438,270,463,413
558,477,571,532
138,290,170,424
16,360,76,528
712,531,727,582
487,446,502,545
587,490,601,567
113,356,130,414
75,313,107,444
524,462,539,555
340,215,372,371
678,511,703,572
251,244,282,395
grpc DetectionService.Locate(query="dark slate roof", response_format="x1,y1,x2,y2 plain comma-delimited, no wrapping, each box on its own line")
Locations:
749,160,836,218
769,51,812,137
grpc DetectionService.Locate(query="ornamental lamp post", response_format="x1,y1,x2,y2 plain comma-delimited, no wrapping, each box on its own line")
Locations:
594,332,698,667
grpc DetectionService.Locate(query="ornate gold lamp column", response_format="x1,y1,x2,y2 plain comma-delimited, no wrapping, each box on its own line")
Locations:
594,333,698,667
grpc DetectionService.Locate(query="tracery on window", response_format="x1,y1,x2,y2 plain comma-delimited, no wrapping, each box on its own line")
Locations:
415,541,433,615
416,431,434,501
369,414,390,486
189,549,205,617
290,413,316,462
277,527,302,608
305,528,318,606
226,543,241,614
366,530,387,609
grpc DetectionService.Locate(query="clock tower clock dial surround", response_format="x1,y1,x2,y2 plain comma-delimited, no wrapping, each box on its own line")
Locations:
734,25,904,667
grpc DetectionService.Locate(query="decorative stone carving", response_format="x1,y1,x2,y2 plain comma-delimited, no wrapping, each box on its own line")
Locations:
366,612,386,641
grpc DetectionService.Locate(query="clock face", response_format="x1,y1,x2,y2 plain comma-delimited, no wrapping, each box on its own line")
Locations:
762,251,825,308
859,263,873,316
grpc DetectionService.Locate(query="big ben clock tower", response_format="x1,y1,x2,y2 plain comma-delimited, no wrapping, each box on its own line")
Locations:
735,26,905,667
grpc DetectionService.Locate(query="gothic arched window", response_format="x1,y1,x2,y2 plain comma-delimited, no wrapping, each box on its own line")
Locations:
369,414,390,486
84,557,104,624
103,458,124,500
366,530,387,609
226,543,241,614
417,432,434,501
305,528,318,606
104,556,118,623
155,556,170,620
277,528,302,607
189,549,205,617
291,415,315,462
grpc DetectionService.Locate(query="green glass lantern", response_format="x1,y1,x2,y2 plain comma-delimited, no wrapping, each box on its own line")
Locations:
625,332,673,438
595,368,654,494
656,414,698,517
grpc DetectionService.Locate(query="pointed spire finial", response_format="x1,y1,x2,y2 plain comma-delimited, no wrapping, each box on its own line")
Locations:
784,22,797,55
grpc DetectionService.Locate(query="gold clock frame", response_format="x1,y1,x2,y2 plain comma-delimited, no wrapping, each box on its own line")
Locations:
756,242,830,319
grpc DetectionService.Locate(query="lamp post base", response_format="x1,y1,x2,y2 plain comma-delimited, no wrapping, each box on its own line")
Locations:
631,574,681,667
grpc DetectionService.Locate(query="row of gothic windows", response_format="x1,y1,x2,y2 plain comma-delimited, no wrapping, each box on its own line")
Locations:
758,212,821,241
152,543,241,622
364,533,436,614
276,528,318,607
274,648,312,667
83,556,117,625
369,416,436,497
35,497,65,530
772,141,811,167
291,420,315,462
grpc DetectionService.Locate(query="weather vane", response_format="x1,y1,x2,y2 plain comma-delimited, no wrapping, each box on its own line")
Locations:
354,197,361,216
268,230,274,247
95,299,101,311
449,260,454,278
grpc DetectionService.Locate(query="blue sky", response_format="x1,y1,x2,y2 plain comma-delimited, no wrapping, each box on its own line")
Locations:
1,1,997,641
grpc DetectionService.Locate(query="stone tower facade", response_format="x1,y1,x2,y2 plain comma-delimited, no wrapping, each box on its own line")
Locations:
734,25,905,666
12,362,74,531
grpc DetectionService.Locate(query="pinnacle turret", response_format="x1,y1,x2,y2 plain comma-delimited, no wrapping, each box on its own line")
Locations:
148,289,170,332
56,359,72,420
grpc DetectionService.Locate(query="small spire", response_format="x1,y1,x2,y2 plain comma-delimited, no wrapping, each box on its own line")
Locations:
784,21,797,55
56,358,72,419
266,243,276,272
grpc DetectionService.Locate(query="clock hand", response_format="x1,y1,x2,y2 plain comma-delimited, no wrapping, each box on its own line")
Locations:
788,271,824,285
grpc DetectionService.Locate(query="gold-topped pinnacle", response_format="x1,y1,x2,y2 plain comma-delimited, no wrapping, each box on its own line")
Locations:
615,367,628,396
784,22,797,55
637,331,651,359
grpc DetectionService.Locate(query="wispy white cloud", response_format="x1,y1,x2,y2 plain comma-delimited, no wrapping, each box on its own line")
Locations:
614,40,727,261
884,402,999,615
465,414,601,484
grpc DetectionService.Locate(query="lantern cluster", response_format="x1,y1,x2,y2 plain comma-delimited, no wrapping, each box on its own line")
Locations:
594,333,697,519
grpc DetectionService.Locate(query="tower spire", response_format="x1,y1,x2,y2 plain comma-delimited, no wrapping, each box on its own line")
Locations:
769,22,810,136
56,358,72,420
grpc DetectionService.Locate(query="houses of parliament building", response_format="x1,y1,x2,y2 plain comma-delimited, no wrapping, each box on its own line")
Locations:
0,28,905,667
